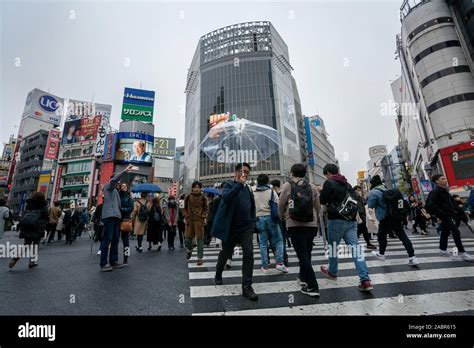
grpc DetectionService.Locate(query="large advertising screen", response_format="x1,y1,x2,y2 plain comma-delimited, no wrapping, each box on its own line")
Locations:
121,88,155,122
153,137,176,158
44,129,61,160
440,141,474,187
115,132,154,165
62,116,102,145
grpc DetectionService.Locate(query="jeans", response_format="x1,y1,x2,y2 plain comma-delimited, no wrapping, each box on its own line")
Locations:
120,231,130,263
215,228,254,288
378,216,415,257
327,219,370,282
256,216,284,268
100,217,120,267
288,226,318,289
279,220,288,259
440,217,465,253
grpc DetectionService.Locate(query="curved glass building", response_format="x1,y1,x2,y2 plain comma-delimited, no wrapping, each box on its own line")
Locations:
184,21,302,187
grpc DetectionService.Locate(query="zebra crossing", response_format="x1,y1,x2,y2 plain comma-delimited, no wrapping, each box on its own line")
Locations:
187,234,474,315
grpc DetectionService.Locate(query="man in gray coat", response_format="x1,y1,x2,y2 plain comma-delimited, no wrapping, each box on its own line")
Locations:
100,164,134,271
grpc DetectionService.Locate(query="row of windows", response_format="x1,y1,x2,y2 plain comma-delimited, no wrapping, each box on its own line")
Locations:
201,74,273,96
427,92,474,114
199,154,280,177
413,40,461,65
202,60,272,79
66,161,92,173
420,65,470,88
408,17,453,41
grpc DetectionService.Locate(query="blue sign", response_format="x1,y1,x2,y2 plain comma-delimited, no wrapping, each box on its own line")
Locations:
19,192,28,211
123,88,155,108
420,179,433,194
39,95,60,113
304,117,315,167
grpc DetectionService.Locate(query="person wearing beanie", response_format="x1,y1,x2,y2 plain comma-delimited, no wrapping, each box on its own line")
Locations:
368,175,419,266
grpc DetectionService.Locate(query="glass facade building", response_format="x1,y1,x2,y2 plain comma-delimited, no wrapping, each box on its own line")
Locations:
184,21,302,187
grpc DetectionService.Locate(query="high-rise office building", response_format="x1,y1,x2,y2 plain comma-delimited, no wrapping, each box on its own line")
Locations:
184,21,302,187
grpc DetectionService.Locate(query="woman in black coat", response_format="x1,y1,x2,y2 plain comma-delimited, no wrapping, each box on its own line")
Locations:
147,197,163,251
9,192,49,268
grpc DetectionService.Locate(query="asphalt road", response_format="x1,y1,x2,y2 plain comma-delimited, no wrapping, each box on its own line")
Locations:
1,224,473,315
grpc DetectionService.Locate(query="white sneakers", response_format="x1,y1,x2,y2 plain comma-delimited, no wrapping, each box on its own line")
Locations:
261,267,270,274
408,256,419,266
371,251,385,261
97,250,101,255
439,250,451,257
459,252,474,262
276,264,289,273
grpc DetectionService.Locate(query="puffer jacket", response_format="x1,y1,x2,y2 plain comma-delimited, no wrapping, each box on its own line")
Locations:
19,197,49,241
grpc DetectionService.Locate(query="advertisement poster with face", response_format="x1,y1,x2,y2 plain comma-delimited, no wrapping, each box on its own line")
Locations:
115,132,153,165
62,116,102,145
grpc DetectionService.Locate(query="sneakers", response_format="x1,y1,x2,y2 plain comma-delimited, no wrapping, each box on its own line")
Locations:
366,244,377,250
408,256,419,266
439,250,451,257
276,264,289,273
301,286,320,297
214,276,223,286
261,267,270,274
421,230,428,235
28,261,38,268
8,258,19,269
100,265,113,272
459,252,474,262
197,259,204,266
157,242,162,251
97,250,101,255
358,280,374,292
372,251,386,261
225,259,232,269
186,249,192,261
296,277,308,287
320,265,337,281
111,262,126,269
242,286,258,301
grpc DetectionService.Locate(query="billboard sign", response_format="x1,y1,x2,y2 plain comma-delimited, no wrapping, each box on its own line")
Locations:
62,115,102,145
22,89,63,126
37,172,51,195
153,158,175,179
357,171,366,180
121,88,155,122
420,179,432,195
115,132,154,165
45,129,61,160
440,141,474,187
153,137,176,158
58,144,94,162
103,133,116,161
2,144,14,162
303,117,314,167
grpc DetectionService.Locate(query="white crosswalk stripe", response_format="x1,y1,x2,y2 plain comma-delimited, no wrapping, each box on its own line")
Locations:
188,234,474,315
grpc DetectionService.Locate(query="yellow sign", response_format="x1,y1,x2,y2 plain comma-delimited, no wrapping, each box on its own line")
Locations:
37,173,51,195
357,171,366,179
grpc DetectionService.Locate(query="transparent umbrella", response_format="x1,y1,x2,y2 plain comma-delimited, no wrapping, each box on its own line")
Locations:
200,118,282,166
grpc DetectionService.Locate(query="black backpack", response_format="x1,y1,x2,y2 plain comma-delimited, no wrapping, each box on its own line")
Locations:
288,179,314,222
378,188,404,219
331,182,359,221
137,201,148,222
19,210,41,230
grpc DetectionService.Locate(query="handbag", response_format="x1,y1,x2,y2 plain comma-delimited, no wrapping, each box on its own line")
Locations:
269,190,280,222
120,219,133,232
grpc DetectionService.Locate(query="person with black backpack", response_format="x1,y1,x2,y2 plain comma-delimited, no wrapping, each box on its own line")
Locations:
278,163,321,297
9,192,48,269
368,175,419,266
319,164,373,292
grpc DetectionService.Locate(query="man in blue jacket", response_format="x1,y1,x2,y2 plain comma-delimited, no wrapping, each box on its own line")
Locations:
212,162,258,301
367,175,419,266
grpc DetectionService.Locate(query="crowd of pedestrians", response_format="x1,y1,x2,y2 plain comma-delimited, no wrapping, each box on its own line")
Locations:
3,162,474,300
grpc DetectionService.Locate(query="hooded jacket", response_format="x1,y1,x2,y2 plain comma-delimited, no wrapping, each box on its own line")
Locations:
19,197,49,240
319,174,354,221
426,184,457,220
253,184,279,218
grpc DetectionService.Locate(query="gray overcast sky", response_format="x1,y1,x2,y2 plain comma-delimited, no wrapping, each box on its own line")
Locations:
0,0,401,184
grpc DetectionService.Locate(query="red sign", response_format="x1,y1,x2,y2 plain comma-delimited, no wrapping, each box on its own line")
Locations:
45,129,61,160
53,165,63,203
97,162,115,205
412,177,420,195
440,141,474,188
